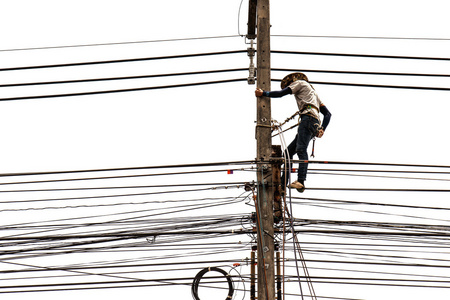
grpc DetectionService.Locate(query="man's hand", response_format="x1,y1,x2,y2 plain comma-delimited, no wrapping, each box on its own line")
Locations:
316,129,324,138
255,88,264,97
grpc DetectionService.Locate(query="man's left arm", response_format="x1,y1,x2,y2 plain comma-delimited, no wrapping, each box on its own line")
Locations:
317,105,331,138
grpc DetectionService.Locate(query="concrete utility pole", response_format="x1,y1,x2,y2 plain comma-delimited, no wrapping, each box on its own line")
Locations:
254,1,275,300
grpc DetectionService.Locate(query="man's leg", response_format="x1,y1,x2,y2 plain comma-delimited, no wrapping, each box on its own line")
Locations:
281,135,297,187
296,116,319,187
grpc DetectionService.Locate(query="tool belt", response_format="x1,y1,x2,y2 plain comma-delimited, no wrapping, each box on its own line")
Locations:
300,105,319,120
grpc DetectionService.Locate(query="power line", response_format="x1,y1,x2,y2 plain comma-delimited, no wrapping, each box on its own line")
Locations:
0,160,254,178
0,35,242,52
306,81,450,92
0,159,447,179
291,197,450,212
0,181,247,193
272,68,450,78
299,187,450,192
3,49,449,74
0,50,246,72
271,79,450,92
272,34,450,41
0,78,247,102
272,50,450,61
2,33,448,54
5,77,450,102
0,68,248,88
2,67,448,89
0,167,252,187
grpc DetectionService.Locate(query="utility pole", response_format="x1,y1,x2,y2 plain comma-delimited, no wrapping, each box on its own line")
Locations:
254,0,275,300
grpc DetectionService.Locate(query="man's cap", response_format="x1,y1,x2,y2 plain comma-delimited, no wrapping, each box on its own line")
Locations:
280,72,308,89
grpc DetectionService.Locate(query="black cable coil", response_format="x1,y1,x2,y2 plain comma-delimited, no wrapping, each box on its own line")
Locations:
192,267,234,300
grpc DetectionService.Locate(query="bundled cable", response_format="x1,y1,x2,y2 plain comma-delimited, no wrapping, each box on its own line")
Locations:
191,267,234,300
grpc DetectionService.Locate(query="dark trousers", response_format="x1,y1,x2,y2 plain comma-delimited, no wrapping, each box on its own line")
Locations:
281,115,319,185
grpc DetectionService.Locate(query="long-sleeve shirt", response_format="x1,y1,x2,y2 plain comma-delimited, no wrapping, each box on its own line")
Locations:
263,80,331,131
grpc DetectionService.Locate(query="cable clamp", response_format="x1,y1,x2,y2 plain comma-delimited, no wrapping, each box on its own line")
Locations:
247,40,256,84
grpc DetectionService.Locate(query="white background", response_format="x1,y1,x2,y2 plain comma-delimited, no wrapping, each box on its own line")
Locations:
0,1,449,300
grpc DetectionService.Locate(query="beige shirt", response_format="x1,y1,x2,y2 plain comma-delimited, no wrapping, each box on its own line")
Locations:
289,80,323,120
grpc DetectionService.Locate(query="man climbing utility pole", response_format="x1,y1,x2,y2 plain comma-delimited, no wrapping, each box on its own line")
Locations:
254,1,275,300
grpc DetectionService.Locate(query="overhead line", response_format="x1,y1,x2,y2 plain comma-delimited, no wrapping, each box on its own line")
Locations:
0,68,248,88
305,187,450,192
301,160,450,169
292,197,450,211
3,67,448,89
0,35,242,52
0,181,247,193
282,276,450,289
6,78,448,102
0,167,252,187
308,167,450,175
0,50,246,72
0,159,447,178
0,196,244,212
2,34,447,53
272,50,450,61
272,68,450,78
0,160,254,177
3,49,448,73
0,78,247,101
309,170,450,183
272,79,450,92
0,259,240,273
272,34,450,41
2,76,450,102
3,229,450,240
0,189,245,205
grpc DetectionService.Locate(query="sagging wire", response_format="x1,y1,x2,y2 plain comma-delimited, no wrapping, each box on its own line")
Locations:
229,263,246,300
273,120,303,300
274,122,289,300
250,183,270,300
273,120,317,300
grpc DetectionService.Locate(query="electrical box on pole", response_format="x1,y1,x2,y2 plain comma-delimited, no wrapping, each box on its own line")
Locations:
247,0,257,40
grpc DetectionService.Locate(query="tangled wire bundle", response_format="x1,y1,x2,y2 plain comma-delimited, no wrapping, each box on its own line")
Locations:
191,267,234,300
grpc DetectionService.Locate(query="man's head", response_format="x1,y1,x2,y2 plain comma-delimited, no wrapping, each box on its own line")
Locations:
280,72,308,89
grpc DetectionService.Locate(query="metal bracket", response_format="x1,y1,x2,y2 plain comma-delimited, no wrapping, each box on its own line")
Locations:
247,39,256,85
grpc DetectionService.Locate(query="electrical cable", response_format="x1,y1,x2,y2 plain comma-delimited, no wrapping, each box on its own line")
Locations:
277,125,304,300
0,181,248,193
191,267,234,300
272,67,450,78
274,121,289,300
0,159,446,179
0,68,248,88
271,79,450,92
0,78,247,102
291,196,450,212
272,50,450,61
0,35,242,52
272,34,450,41
0,50,246,72
308,170,450,182
1,155,449,299
4,48,449,73
0,160,255,178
